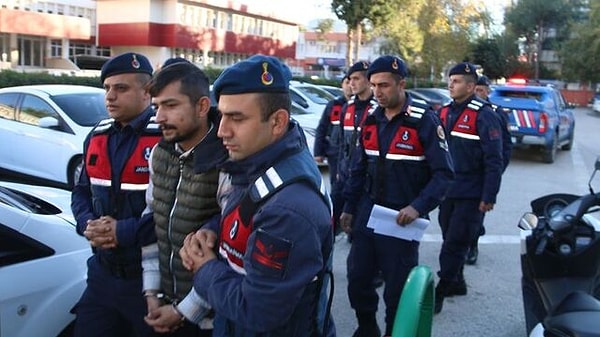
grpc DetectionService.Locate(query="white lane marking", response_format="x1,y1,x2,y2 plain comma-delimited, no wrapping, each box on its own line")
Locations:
335,233,521,244
421,234,520,244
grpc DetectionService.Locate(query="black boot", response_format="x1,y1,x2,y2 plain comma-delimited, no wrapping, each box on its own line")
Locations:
434,280,451,314
445,279,467,296
466,242,478,265
352,311,381,337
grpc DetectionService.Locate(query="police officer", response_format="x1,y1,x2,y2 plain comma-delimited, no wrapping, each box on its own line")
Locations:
71,52,161,336
314,76,351,234
435,63,503,313
337,61,378,201
466,75,513,264
340,56,454,337
179,55,335,337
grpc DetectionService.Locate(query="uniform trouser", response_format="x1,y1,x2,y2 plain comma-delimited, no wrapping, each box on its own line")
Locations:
347,197,419,334
327,155,343,230
437,198,484,282
73,255,154,337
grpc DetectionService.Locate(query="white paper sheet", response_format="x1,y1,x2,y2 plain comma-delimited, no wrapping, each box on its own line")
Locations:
367,204,430,241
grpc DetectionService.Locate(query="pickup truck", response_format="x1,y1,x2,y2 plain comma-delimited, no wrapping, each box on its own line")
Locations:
489,84,575,163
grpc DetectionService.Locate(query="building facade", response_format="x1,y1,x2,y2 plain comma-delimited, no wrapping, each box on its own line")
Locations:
0,0,298,72
295,31,382,79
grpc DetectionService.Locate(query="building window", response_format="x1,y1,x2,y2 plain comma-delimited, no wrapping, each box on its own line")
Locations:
0,33,10,61
17,36,44,67
50,40,62,57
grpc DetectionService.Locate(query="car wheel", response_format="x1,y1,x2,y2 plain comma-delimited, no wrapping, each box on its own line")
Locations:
560,124,575,151
542,133,558,164
68,156,83,189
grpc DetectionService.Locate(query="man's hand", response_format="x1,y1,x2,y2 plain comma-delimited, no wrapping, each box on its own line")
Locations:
340,212,353,234
180,229,217,273
84,216,117,248
396,205,419,226
479,201,494,213
144,304,184,333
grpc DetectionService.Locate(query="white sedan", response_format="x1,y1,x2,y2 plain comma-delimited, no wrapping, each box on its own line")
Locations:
0,85,108,188
0,181,91,337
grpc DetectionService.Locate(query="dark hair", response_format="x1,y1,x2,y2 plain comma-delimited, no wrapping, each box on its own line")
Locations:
147,63,209,104
465,73,478,84
136,73,153,87
257,92,290,122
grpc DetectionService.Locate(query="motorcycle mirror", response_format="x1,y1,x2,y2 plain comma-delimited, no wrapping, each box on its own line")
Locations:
518,212,538,230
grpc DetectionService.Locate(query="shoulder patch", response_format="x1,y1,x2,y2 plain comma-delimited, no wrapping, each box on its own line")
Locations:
250,229,291,279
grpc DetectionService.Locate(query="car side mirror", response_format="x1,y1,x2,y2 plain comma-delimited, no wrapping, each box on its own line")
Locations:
38,116,60,129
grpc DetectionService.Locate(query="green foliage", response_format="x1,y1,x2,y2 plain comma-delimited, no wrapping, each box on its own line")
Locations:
0,70,103,88
559,0,600,83
471,38,507,80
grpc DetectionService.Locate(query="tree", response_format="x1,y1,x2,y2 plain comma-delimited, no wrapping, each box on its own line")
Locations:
504,0,571,79
560,0,600,85
471,38,506,80
331,0,398,65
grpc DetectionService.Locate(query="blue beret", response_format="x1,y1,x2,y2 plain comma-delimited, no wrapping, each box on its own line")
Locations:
477,75,491,86
347,61,370,78
449,62,478,78
100,52,153,83
212,54,291,102
366,55,408,79
162,57,191,68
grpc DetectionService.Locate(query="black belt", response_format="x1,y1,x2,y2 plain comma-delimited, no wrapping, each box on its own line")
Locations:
97,255,142,280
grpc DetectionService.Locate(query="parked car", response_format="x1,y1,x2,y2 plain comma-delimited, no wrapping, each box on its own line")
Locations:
411,87,452,107
318,85,344,98
407,89,443,111
289,80,335,117
488,83,575,163
0,85,108,188
0,180,91,337
592,93,600,113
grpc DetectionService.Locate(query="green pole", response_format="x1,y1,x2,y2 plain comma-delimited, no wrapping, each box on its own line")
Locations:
391,265,434,337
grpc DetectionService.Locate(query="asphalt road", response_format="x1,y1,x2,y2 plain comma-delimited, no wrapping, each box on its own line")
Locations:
325,107,600,337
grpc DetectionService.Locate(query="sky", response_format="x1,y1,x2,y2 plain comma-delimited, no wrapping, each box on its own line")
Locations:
243,0,509,31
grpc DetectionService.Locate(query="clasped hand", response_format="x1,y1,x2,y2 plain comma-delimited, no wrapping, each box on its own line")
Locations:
84,216,117,248
180,229,218,273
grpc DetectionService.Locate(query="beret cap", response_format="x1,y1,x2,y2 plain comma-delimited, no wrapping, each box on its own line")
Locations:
366,55,408,79
347,61,370,78
476,75,491,86
100,52,153,83
448,62,478,79
213,54,292,102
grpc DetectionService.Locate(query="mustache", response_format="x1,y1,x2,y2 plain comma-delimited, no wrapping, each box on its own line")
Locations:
160,124,176,130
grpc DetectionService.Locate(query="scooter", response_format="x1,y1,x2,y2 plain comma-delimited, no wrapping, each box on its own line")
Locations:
519,157,600,336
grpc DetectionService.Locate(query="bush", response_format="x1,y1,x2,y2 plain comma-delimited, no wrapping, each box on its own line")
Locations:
0,70,103,88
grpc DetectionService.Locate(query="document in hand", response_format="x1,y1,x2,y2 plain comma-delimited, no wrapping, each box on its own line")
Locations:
367,204,429,241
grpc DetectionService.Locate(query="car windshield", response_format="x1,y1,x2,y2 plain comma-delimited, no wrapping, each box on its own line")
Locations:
295,86,334,104
495,90,544,101
52,92,108,126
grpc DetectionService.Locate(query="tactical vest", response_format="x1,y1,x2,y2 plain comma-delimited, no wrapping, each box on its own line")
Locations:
329,102,343,126
219,150,330,273
439,99,485,141
340,96,378,160
85,117,161,216
361,100,430,207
